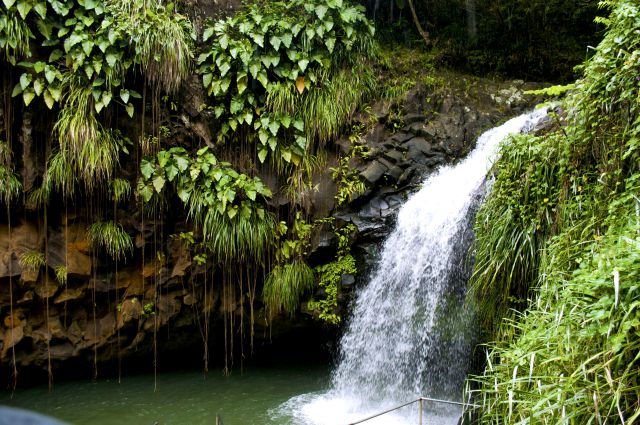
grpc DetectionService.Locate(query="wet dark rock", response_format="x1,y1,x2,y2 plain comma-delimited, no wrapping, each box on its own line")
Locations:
20,112,39,193
397,167,415,186
55,287,84,304
89,277,115,293
341,274,356,286
405,137,433,156
391,132,413,143
377,157,395,170
403,121,430,137
47,223,92,278
383,150,404,163
0,222,42,279
49,343,74,360
35,277,58,299
386,166,403,181
425,154,447,168
371,101,390,122
403,113,424,124
361,161,388,185
0,66,547,375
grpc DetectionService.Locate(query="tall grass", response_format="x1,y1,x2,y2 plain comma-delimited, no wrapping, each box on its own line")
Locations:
87,221,133,261
54,82,121,190
469,132,561,330
468,186,640,424
267,66,376,150
201,209,275,264
19,251,45,271
0,165,21,204
0,10,33,64
46,150,76,197
110,178,131,203
112,0,192,93
263,259,315,318
0,141,22,204
467,1,640,422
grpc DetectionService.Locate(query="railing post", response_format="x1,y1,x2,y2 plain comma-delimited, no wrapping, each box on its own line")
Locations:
418,398,423,425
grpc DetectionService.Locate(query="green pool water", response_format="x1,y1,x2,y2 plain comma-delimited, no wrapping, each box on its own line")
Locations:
0,366,329,425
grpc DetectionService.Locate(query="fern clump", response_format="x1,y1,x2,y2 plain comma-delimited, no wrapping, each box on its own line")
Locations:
87,221,133,261
263,260,315,318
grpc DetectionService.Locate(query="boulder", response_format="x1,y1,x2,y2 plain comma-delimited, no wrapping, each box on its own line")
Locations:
117,298,142,327
0,222,42,279
117,268,144,295
20,267,39,285
17,290,34,304
371,100,391,122
403,122,430,136
171,252,192,278
341,274,356,286
88,277,114,293
49,343,74,360
155,295,182,327
46,223,92,278
84,312,116,343
55,286,85,304
35,276,58,299
183,293,197,306
361,161,388,185
3,309,24,328
391,132,414,144
383,150,404,164
32,317,66,343
1,325,24,356
386,166,403,181
20,112,40,193
403,113,425,124
405,137,433,158
66,320,85,345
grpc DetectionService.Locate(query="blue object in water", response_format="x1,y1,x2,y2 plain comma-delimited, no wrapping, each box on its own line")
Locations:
0,406,70,425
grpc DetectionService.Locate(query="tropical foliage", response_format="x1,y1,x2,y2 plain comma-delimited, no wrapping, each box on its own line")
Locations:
467,1,640,422
469,132,562,328
0,141,21,204
197,0,377,165
138,146,274,260
87,220,133,261
308,223,357,324
263,214,314,317
3,0,192,191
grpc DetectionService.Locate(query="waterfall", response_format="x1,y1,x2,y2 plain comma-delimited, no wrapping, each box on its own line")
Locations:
274,109,549,425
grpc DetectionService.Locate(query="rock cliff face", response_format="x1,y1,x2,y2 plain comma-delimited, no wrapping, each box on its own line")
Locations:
0,69,542,384
326,76,542,271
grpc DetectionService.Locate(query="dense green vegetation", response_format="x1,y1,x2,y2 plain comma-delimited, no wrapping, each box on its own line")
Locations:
0,0,622,406
0,0,382,384
371,0,600,81
467,0,640,421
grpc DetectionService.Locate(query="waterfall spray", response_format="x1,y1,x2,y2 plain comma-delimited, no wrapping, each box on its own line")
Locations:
276,109,549,425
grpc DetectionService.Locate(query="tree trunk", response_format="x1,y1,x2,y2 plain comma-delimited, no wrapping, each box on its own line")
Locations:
466,0,478,44
407,0,430,47
373,0,381,20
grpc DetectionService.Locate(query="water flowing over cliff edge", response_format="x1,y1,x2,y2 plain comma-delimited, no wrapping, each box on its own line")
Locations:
274,109,549,425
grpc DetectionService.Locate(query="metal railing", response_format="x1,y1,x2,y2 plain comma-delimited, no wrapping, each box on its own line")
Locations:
346,396,479,425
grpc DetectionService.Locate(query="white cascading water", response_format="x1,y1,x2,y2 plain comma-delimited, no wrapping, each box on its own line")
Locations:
274,109,549,425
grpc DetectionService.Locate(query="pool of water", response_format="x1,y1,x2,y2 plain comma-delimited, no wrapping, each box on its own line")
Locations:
0,366,329,425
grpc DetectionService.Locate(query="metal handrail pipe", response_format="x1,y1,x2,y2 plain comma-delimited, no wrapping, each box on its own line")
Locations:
346,398,422,425
344,396,480,425
419,397,479,408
